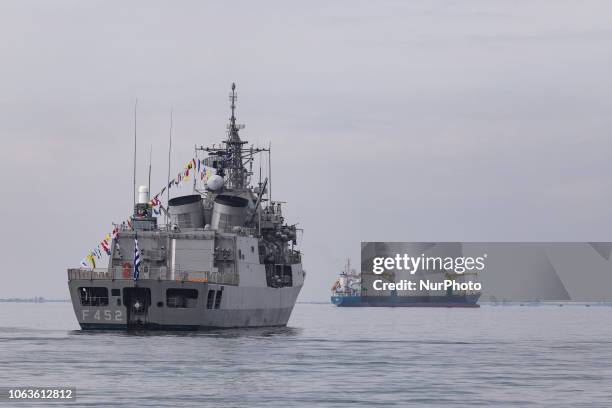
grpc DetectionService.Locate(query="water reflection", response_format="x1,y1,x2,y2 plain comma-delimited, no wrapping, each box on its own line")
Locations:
69,325,302,338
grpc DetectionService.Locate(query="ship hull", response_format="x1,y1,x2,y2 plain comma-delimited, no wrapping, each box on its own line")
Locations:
331,294,480,307
69,279,302,330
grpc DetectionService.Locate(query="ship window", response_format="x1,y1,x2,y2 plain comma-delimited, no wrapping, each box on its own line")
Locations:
214,290,223,309
116,298,121,306
206,290,215,309
111,289,120,296
79,287,109,306
166,289,198,308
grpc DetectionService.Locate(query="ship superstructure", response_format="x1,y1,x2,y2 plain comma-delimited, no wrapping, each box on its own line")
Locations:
331,259,360,297
68,84,304,329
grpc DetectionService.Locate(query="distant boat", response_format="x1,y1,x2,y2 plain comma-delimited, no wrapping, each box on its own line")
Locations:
331,259,480,308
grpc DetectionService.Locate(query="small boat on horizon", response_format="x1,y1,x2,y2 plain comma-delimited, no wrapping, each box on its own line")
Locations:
330,259,480,308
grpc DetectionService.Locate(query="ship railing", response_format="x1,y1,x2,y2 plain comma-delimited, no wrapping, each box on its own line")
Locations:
67,267,238,285
225,226,257,236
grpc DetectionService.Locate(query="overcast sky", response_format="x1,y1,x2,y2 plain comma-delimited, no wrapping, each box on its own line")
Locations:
1,1,611,300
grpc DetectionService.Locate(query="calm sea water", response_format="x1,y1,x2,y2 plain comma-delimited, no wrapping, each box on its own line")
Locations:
1,302,611,407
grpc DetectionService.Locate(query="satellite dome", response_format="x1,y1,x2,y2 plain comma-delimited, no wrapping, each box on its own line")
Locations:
207,175,224,191
137,185,150,204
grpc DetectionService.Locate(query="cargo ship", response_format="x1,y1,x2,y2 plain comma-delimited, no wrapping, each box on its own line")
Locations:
331,259,480,307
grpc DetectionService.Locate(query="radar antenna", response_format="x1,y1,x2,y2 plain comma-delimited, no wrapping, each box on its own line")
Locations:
222,83,247,189
230,82,237,132
196,83,269,191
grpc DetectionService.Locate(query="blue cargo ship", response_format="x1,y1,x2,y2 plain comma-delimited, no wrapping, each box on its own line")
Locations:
330,259,480,308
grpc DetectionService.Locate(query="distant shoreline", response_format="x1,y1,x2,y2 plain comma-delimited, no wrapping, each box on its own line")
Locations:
1,299,329,304
0,298,70,303
0,299,328,304
2,299,611,306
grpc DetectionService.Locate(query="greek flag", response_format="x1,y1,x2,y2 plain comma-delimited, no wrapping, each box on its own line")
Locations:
133,235,141,281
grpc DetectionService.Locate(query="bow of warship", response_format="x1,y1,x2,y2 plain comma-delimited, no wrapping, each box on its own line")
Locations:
68,84,304,330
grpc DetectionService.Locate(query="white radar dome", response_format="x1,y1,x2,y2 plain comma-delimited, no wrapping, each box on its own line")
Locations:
206,175,224,191
138,185,149,204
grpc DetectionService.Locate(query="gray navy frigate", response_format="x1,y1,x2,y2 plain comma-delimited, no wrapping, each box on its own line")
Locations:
68,84,304,330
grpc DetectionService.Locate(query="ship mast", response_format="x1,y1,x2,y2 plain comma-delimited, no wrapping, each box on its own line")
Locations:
224,83,248,190
196,83,270,193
